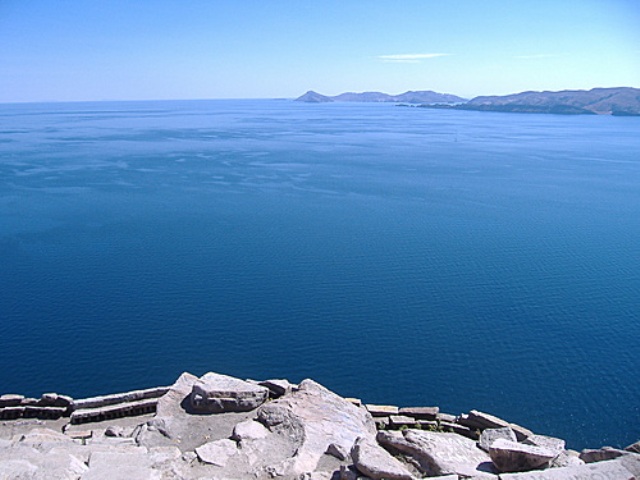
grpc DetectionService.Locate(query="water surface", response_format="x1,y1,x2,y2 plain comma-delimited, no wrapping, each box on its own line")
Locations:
1,100,638,449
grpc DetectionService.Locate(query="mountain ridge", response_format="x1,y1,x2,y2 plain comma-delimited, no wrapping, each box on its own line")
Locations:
295,89,466,104
296,87,640,115
424,87,640,116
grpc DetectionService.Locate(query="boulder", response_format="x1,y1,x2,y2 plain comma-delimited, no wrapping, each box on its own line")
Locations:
258,379,294,398
523,434,565,454
140,372,257,453
231,419,270,441
488,438,556,473
105,426,125,437
579,446,629,463
190,372,269,413
458,410,532,441
250,379,377,477
351,437,415,480
479,427,517,452
549,450,585,468
499,458,638,479
326,442,350,461
195,438,238,467
377,429,495,477
626,440,640,454
155,372,198,417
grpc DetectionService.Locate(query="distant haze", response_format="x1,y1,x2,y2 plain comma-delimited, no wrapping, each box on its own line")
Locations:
0,0,639,102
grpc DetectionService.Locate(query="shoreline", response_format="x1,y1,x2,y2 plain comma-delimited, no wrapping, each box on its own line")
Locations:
1,371,638,479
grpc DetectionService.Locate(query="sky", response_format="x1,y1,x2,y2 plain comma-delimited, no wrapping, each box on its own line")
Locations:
0,0,639,102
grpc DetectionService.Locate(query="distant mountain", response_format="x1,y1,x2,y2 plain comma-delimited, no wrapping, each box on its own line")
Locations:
296,91,333,103
425,87,640,116
295,90,466,104
332,91,395,102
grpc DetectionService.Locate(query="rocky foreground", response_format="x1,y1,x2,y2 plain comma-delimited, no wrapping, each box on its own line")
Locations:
1,372,639,479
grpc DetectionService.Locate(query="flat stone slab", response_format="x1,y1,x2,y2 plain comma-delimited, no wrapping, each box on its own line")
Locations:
351,437,415,480
523,434,565,454
378,429,495,477
458,410,532,441
190,372,269,413
579,446,628,463
365,404,399,417
489,438,556,473
399,406,439,420
85,450,159,480
389,415,418,427
499,458,637,479
0,394,24,407
70,397,158,424
195,438,239,467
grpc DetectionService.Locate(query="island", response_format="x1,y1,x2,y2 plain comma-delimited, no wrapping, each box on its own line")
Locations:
1,371,639,479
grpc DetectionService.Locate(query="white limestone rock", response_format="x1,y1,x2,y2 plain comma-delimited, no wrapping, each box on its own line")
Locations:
190,372,269,413
258,378,294,397
155,371,198,418
351,437,415,480
377,429,496,477
231,419,270,441
499,458,638,479
245,378,377,477
523,434,565,454
195,438,239,467
479,427,517,452
84,450,159,480
488,438,556,473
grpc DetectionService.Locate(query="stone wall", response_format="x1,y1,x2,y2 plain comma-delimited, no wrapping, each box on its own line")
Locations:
0,386,170,424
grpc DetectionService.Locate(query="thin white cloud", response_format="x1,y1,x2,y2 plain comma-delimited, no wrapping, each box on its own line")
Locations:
378,53,451,63
514,54,560,59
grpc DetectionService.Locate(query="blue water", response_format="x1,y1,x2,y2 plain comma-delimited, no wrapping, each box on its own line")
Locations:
1,100,638,449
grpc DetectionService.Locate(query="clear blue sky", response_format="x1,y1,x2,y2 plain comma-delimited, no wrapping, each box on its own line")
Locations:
1,0,638,102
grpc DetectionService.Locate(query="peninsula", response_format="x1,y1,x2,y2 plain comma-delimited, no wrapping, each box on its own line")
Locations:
1,371,639,479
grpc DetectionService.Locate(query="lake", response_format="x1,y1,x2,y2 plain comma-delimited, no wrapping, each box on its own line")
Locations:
0,99,638,449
